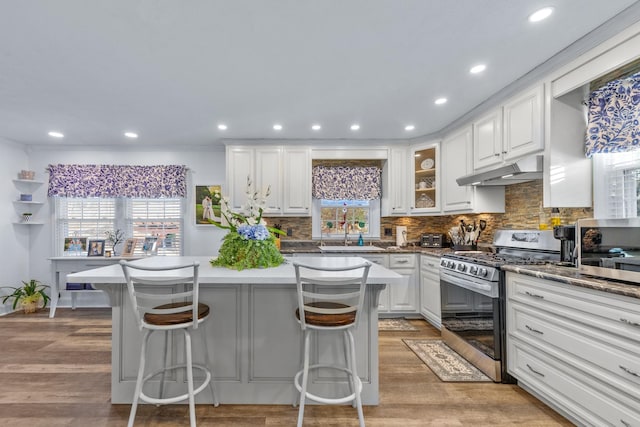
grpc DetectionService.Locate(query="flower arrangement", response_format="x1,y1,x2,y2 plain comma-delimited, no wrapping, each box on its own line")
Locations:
105,229,125,255
209,177,285,270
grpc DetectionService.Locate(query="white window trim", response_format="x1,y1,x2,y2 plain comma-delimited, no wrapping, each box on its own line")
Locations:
593,151,640,219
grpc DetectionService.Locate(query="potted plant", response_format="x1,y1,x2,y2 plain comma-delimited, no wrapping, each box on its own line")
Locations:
1,279,50,313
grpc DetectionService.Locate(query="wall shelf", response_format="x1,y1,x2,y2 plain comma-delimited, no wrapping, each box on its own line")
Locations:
13,200,44,205
12,179,45,185
13,222,45,225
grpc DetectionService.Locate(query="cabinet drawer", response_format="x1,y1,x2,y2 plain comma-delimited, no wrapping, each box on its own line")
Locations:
509,340,640,427
507,273,640,344
510,303,640,395
420,255,440,272
389,254,416,268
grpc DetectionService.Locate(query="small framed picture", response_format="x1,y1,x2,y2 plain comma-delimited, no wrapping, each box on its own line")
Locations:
142,237,158,255
121,238,138,257
64,237,87,255
87,239,105,257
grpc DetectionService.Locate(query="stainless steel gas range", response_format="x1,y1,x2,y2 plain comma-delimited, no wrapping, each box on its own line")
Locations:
439,229,560,383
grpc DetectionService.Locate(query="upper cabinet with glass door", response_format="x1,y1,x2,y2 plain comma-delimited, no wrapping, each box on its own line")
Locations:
410,141,440,214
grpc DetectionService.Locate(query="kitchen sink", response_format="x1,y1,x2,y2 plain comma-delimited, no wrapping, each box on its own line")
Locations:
319,245,385,252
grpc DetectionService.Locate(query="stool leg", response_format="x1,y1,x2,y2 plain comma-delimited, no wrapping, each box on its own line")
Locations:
201,321,219,406
343,331,356,408
158,330,169,403
184,329,197,427
347,329,365,427
128,329,151,427
297,330,311,427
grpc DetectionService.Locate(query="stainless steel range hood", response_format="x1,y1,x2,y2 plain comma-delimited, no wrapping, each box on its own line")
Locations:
456,155,543,186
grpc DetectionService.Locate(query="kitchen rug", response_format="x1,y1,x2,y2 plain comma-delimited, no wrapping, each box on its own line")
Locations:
402,339,492,382
378,318,419,331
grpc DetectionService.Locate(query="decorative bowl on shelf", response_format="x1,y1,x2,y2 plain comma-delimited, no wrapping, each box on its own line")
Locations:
19,170,35,180
20,194,32,201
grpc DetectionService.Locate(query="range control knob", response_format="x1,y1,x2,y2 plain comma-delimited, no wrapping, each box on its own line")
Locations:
456,263,466,272
478,268,488,277
440,259,447,267
469,266,478,275
447,261,455,269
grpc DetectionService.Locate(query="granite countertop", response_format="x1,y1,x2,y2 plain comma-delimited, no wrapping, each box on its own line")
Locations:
280,241,452,256
502,264,640,300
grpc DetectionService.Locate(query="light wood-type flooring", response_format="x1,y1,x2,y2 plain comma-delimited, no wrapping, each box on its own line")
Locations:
0,308,572,426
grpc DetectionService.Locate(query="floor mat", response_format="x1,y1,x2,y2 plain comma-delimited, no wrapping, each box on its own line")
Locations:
402,339,492,382
378,318,419,331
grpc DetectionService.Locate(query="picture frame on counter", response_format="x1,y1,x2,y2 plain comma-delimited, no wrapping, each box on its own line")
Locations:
87,239,105,257
142,237,158,255
121,238,138,257
64,237,87,255
195,184,222,225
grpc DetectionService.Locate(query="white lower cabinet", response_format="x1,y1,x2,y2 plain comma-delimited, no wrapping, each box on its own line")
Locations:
387,254,418,313
506,272,640,426
420,254,440,328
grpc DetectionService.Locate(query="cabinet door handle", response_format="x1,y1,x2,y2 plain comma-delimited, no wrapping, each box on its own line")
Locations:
619,365,640,378
525,324,544,335
494,153,500,157
396,260,409,263
620,419,631,427
620,318,640,327
525,291,544,299
526,363,545,377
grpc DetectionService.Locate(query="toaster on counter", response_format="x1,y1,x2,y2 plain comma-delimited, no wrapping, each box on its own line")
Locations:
421,233,444,248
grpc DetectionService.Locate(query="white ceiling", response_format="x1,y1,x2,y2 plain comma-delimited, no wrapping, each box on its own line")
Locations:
1,0,639,148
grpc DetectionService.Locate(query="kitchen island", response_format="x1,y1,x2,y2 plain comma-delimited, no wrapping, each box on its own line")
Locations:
66,256,405,405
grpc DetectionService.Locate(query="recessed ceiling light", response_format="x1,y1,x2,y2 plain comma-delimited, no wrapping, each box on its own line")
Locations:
273,124,283,131
470,64,486,74
124,132,138,139
311,124,321,131
529,7,553,22
434,98,447,105
217,124,227,130
48,131,64,138
405,125,415,131
350,124,360,131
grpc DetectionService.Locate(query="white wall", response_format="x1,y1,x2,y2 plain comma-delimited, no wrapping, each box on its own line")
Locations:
0,139,31,315
26,145,227,309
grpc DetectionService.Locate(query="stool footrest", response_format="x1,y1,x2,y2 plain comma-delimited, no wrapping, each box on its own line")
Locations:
139,364,212,405
294,364,363,405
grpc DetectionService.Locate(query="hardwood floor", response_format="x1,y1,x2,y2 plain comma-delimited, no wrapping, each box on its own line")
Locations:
0,309,572,426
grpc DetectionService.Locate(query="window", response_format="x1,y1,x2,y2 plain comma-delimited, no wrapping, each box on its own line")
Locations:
55,198,184,256
312,199,380,240
593,151,640,218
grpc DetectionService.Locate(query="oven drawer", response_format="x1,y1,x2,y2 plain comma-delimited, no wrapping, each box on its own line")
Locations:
508,339,640,427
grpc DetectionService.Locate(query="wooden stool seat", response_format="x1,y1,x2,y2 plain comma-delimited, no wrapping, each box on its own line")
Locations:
295,302,356,327
144,302,210,326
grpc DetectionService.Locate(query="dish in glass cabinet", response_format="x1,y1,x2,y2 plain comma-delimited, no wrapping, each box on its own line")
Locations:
420,158,434,170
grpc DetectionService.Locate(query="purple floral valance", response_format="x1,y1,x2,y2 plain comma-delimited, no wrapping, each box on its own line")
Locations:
585,71,640,157
312,166,381,200
47,164,187,198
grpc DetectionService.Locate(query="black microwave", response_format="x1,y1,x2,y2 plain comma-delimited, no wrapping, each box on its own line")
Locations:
577,218,640,283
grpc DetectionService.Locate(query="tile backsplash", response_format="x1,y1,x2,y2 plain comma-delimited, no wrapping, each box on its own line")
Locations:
266,180,593,245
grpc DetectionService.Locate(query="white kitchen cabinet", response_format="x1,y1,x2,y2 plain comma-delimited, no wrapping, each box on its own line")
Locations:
387,253,418,313
255,147,283,215
473,108,503,170
226,145,311,216
419,254,440,328
409,141,440,214
282,147,311,215
506,272,640,426
381,146,409,216
441,126,505,213
473,85,544,171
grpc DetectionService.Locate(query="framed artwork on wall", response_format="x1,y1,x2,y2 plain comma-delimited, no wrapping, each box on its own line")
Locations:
142,237,158,255
87,239,105,257
195,185,222,225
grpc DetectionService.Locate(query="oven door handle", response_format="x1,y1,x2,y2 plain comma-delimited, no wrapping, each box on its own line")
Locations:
440,270,498,298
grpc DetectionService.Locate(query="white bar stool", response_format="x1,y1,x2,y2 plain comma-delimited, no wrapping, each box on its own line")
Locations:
120,260,219,427
292,261,371,427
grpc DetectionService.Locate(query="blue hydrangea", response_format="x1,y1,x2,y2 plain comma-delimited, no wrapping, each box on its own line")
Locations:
237,224,270,241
